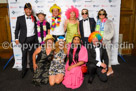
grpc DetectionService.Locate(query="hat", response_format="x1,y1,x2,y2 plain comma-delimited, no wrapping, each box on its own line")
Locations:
36,10,46,16
88,31,103,43
49,4,61,13
24,3,32,9
73,34,81,39
44,34,55,41
57,36,65,41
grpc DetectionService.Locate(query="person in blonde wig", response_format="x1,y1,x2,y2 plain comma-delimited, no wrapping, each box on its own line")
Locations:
49,36,67,86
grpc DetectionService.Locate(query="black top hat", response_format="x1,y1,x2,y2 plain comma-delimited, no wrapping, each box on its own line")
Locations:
24,3,32,9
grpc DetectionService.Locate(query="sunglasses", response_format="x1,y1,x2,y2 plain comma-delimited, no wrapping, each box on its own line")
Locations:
99,13,105,16
82,12,88,15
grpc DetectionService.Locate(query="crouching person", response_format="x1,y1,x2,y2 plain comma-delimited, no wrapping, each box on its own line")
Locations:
49,36,67,86
87,31,109,84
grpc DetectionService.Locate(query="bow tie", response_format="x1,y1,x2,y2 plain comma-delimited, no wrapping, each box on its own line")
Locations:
27,16,31,19
84,18,88,22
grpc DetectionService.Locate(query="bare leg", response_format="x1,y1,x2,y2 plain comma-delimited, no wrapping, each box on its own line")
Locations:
49,75,55,86
55,73,64,84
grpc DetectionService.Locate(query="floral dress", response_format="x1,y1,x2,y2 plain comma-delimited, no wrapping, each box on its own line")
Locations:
49,50,66,75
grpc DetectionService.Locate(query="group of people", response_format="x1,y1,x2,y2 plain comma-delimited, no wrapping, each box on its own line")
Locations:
15,3,114,89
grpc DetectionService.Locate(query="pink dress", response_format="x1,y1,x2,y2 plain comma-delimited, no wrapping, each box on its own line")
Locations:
62,45,88,89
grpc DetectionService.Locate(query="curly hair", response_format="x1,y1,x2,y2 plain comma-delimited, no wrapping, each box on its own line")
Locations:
65,6,79,19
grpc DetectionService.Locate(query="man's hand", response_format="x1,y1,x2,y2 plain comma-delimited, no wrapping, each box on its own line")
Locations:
15,40,19,45
101,63,107,69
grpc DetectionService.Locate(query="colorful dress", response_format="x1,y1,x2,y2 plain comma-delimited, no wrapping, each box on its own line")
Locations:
49,50,66,75
33,47,54,85
66,22,78,43
62,45,88,89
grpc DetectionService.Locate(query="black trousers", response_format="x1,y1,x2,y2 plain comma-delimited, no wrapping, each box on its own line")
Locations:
21,35,37,71
87,63,108,82
53,35,65,42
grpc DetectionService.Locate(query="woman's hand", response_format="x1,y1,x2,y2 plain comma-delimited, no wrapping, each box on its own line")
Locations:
67,65,74,71
33,64,38,71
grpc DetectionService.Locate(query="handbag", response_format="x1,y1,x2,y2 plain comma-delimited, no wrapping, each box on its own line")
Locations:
81,65,87,74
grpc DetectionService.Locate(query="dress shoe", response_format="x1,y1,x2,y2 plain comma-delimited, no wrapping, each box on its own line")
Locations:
21,69,28,78
88,77,94,84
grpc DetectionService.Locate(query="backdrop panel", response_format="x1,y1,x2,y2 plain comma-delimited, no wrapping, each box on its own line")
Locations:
8,0,121,70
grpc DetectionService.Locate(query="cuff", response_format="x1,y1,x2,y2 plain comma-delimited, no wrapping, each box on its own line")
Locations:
96,61,102,67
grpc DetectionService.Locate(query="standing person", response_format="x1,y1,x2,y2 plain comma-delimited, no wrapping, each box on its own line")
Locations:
95,9,114,76
49,36,67,86
36,11,50,44
64,6,80,43
87,31,109,84
49,4,65,42
79,9,96,45
62,34,88,89
32,34,54,86
15,3,37,78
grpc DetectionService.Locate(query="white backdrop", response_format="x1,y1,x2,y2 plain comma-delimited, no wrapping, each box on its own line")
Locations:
8,0,121,70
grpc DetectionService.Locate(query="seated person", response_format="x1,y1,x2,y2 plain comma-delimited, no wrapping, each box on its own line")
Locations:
49,36,67,86
87,31,109,84
32,34,54,86
62,34,88,89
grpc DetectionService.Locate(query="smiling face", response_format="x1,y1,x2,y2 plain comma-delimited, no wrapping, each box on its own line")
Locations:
99,11,106,20
73,37,80,46
92,37,99,45
70,11,76,19
52,8,59,17
24,8,32,16
38,14,45,22
82,9,88,19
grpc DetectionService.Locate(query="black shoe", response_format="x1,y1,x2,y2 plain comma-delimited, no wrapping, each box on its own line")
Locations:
21,69,28,78
88,77,94,84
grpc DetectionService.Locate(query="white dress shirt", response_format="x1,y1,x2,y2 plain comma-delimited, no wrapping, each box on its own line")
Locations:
48,16,65,35
95,47,102,67
83,18,91,37
25,15,35,37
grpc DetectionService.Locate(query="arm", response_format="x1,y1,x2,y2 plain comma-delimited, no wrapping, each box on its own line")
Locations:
103,21,114,41
15,17,20,44
87,49,98,65
77,20,80,35
67,61,84,71
64,19,68,32
33,46,42,70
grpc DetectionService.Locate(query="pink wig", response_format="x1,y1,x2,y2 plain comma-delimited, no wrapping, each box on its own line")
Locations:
65,6,79,19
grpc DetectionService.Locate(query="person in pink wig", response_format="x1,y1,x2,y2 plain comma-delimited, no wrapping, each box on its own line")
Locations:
64,6,80,43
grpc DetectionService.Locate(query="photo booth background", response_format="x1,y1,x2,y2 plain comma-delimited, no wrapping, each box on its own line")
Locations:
8,0,121,70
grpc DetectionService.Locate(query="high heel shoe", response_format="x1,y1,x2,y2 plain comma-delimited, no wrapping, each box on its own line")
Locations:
107,71,114,76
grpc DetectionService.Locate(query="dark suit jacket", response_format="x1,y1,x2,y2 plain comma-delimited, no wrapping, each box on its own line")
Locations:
79,18,96,43
15,15,37,44
87,44,109,69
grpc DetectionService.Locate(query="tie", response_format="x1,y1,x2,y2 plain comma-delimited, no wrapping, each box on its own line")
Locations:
27,16,31,19
84,18,88,22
